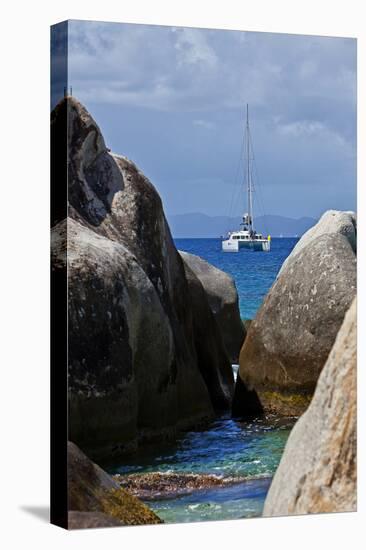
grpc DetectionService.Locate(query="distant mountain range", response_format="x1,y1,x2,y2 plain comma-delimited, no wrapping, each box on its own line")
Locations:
167,213,317,238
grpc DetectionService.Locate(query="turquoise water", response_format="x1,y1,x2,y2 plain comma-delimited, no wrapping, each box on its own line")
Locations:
106,415,295,523
105,239,298,523
149,477,271,523
175,237,298,319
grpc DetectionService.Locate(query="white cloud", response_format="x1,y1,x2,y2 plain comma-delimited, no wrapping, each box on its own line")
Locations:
276,119,354,158
193,119,215,129
174,27,218,67
277,120,325,136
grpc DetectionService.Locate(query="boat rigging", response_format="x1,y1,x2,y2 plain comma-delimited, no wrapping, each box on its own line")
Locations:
222,104,271,252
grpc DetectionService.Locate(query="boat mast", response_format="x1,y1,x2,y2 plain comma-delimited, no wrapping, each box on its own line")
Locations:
246,104,253,232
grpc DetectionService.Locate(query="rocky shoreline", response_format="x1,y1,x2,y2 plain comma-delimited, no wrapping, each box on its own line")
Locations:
51,97,357,526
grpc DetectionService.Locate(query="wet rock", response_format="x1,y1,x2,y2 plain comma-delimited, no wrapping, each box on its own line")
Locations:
263,298,356,516
179,251,245,362
233,210,356,416
114,471,248,500
52,97,234,458
231,375,263,418
67,441,162,525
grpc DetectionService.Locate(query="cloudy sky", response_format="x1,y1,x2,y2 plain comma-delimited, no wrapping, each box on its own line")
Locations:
62,20,356,220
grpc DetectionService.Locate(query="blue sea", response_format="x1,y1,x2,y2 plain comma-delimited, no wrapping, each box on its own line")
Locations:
175,237,298,319
105,238,299,523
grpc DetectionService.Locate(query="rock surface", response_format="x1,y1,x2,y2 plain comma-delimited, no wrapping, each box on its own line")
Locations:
181,259,234,409
278,210,356,276
263,298,356,516
68,441,162,526
179,251,245,362
51,97,234,458
233,210,356,416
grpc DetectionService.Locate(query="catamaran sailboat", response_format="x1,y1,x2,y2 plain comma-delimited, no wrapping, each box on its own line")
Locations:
222,105,271,252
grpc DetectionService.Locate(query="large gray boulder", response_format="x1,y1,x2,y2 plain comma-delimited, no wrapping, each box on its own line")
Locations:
263,298,356,516
53,218,214,457
179,251,245,363
181,260,234,409
51,97,234,458
233,210,356,416
278,210,356,275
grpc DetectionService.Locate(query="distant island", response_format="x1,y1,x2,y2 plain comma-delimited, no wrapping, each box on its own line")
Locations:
167,213,317,238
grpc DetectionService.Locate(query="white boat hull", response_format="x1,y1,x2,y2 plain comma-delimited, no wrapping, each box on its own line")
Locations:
222,238,270,252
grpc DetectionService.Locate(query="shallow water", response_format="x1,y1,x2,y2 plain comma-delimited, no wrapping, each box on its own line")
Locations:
104,415,295,523
148,477,272,523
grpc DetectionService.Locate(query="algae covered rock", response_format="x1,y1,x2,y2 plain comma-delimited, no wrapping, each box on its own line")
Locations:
263,298,356,516
179,251,245,362
233,210,356,416
68,441,162,526
114,471,246,500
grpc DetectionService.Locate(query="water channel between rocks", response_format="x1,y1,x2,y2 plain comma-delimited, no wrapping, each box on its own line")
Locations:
104,413,296,523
